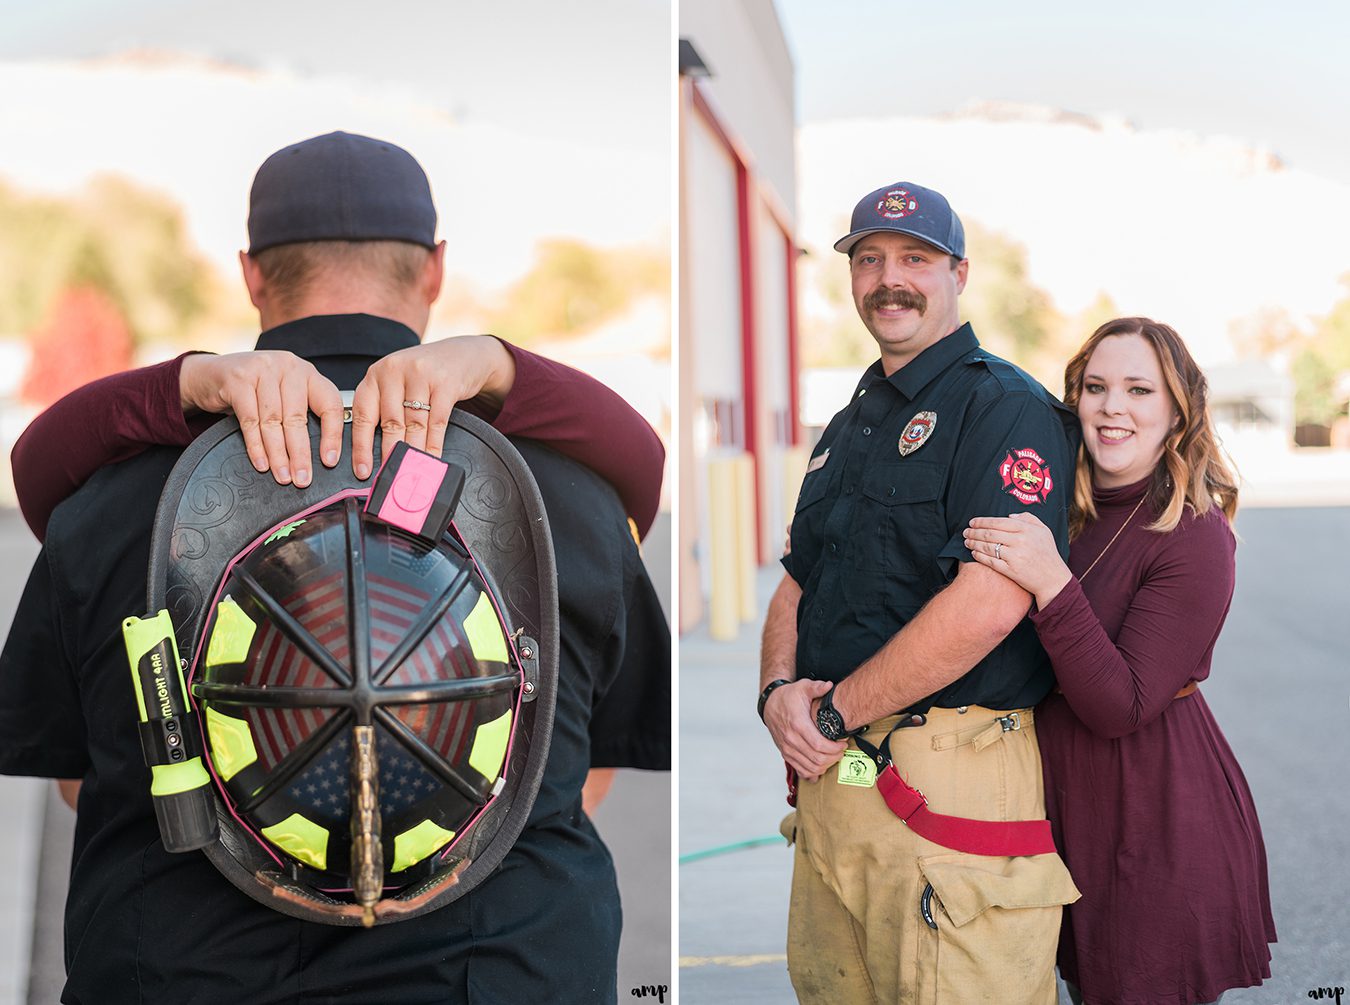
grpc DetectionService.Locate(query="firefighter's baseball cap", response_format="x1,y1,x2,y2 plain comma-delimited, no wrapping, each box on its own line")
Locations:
247,131,438,254
834,181,965,259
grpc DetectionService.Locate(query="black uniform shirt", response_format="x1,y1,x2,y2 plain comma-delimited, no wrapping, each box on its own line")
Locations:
782,323,1077,714
0,314,669,1004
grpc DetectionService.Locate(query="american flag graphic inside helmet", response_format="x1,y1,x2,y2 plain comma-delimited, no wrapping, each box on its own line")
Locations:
241,565,494,779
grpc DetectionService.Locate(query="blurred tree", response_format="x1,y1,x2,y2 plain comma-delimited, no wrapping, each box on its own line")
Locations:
795,217,1063,379
0,175,216,346
798,238,872,369
960,221,1061,373
20,286,133,408
1292,275,1350,428
1228,305,1302,359
488,239,667,346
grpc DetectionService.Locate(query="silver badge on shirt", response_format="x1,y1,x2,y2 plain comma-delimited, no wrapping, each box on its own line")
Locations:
898,411,936,457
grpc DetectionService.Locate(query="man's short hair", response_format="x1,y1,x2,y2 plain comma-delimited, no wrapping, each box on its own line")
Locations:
253,240,431,312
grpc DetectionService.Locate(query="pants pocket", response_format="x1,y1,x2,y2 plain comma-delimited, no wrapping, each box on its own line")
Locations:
916,852,1080,1005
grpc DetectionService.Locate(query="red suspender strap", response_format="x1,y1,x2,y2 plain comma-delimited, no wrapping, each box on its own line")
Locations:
876,764,1057,857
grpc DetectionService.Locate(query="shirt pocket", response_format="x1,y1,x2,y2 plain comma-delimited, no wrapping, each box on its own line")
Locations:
793,461,831,516
915,852,1081,1004
853,461,946,576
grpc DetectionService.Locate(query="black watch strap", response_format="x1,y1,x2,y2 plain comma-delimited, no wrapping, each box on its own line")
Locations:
758,678,792,722
816,683,863,741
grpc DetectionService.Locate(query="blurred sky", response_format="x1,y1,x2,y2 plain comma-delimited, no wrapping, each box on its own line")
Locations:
2,0,669,165
774,0,1348,182
0,0,672,312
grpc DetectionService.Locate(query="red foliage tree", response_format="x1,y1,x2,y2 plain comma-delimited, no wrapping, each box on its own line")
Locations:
20,286,134,410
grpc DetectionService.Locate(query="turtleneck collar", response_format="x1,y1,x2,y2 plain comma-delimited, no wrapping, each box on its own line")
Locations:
1091,473,1153,510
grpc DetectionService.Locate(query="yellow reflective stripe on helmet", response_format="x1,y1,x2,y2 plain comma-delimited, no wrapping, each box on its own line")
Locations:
261,813,329,871
204,705,258,781
468,709,513,783
149,757,211,796
392,819,457,873
462,591,508,664
205,596,257,667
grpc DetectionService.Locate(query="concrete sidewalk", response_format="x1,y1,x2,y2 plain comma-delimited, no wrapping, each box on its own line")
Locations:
678,567,797,1004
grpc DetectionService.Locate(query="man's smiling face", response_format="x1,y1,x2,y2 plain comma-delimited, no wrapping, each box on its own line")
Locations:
849,232,966,374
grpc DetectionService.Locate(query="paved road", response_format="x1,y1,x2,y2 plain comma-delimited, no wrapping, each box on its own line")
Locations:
0,507,671,1004
680,505,1350,1004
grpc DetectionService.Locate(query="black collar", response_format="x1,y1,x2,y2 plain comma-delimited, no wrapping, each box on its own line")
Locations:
253,313,421,358
862,323,980,402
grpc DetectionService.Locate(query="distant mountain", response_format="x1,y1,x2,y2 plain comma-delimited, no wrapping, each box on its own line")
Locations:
0,53,668,289
799,104,1350,361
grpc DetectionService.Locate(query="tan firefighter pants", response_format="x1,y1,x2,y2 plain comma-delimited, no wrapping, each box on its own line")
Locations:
785,706,1080,1005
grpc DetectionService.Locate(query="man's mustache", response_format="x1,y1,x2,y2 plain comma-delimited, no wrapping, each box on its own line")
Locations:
864,288,926,315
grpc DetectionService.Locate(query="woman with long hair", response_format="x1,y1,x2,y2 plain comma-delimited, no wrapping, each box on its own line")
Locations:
963,317,1275,1005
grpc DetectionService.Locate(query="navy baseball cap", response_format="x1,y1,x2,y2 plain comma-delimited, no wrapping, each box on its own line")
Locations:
834,182,965,259
247,131,438,254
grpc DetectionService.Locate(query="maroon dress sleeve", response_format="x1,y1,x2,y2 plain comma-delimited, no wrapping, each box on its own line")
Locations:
12,343,664,544
1028,510,1236,739
456,342,664,540
11,353,216,540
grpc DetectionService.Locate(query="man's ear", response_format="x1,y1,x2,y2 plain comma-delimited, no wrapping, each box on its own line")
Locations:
420,241,446,306
240,250,267,311
954,257,970,294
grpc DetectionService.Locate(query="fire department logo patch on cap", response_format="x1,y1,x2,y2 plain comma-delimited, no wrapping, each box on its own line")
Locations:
876,188,918,220
999,448,1053,504
898,412,936,456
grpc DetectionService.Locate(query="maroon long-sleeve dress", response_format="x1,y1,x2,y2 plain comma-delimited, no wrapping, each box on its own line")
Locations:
1031,477,1275,1005
11,342,664,542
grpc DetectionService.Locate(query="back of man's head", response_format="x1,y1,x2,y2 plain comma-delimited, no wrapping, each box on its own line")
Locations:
243,131,442,327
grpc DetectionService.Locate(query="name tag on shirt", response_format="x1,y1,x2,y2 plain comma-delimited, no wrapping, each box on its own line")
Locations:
806,449,830,474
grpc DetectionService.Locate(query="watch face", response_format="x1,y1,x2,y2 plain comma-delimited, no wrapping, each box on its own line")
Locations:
816,705,845,741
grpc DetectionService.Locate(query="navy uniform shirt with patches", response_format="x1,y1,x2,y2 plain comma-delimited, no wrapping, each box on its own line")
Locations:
782,323,1077,714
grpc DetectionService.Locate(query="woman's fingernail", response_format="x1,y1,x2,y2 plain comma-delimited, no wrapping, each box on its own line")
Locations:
295,469,310,486
324,450,339,466
356,463,371,479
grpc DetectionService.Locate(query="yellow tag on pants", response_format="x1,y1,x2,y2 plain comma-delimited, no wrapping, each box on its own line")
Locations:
837,749,877,787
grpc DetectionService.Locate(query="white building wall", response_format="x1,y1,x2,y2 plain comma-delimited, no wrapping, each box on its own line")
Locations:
680,0,796,226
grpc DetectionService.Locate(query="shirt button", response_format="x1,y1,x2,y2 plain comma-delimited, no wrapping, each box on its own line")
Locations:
862,426,872,436
829,543,837,554
845,485,854,494
887,487,895,497
858,388,867,397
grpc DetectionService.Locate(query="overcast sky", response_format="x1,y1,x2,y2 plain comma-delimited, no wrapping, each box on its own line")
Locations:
774,0,1349,183
1,0,670,164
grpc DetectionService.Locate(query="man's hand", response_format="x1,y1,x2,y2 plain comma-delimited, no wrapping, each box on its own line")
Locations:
180,351,344,488
350,335,516,479
763,678,846,781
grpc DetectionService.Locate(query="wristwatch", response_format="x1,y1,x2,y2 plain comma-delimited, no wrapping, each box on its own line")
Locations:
815,684,862,741
757,678,792,722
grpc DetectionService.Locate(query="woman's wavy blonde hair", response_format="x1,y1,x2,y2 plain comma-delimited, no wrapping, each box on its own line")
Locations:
1063,317,1239,538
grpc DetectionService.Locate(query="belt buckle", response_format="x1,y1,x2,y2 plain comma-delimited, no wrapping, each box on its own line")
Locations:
997,712,1021,733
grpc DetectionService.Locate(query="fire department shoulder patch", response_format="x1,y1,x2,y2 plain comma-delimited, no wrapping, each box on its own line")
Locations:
999,448,1053,504
898,412,936,457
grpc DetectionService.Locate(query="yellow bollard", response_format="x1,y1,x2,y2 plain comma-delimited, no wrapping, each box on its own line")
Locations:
707,456,741,641
733,454,757,625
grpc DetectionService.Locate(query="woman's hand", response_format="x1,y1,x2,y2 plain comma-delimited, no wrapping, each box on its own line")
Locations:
963,512,1073,610
180,351,344,488
350,335,515,479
